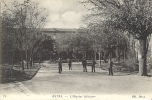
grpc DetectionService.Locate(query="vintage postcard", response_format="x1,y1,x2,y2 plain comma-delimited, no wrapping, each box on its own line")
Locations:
0,0,152,100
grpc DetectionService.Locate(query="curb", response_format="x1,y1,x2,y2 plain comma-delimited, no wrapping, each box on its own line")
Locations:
28,66,41,80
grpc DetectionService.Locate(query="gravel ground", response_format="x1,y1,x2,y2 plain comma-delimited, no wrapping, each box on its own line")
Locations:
1,62,152,100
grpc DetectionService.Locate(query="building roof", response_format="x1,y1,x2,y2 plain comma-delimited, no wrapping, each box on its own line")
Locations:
41,28,78,33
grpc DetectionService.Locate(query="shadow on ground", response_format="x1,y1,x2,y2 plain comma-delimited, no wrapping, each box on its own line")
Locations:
51,70,141,77
0,65,41,84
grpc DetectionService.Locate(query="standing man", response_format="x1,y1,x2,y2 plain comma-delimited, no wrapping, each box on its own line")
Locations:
92,58,96,73
68,58,72,70
109,59,113,76
58,58,62,74
82,58,87,72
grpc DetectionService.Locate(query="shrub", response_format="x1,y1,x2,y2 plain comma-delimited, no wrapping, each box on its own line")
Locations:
120,58,138,71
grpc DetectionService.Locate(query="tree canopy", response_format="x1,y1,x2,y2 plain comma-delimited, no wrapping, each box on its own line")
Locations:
81,0,152,76
2,0,50,69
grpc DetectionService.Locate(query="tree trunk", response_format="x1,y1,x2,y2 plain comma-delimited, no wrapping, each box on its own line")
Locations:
30,50,34,66
118,49,120,62
92,50,94,59
39,54,41,64
11,50,15,79
138,39,148,76
26,50,29,69
83,51,85,58
115,49,118,60
32,52,34,66
99,52,100,65
123,46,126,61
32,56,34,65
94,52,96,60
30,57,32,67
20,50,24,71
11,50,14,65
136,51,138,62
116,47,120,62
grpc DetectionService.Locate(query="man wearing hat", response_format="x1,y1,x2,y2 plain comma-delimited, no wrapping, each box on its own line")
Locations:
82,58,87,72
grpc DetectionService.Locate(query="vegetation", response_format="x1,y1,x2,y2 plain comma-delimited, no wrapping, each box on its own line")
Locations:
1,0,51,69
81,0,152,76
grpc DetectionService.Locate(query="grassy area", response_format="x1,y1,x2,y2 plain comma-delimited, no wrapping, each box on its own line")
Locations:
0,64,41,83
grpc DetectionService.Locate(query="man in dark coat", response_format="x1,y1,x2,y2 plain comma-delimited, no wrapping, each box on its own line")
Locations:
68,58,72,70
109,59,113,76
92,58,96,72
82,58,87,72
58,58,62,74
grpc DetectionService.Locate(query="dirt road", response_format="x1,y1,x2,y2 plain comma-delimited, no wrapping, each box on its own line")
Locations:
1,62,152,100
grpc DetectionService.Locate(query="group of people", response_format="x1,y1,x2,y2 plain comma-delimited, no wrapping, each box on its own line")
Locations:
57,58,113,76
58,58,72,74
82,58,96,72
57,58,73,74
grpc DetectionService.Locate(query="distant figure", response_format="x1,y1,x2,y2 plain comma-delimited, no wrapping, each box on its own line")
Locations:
30,58,32,67
82,59,87,72
92,58,96,73
68,58,72,70
109,59,113,76
58,58,62,74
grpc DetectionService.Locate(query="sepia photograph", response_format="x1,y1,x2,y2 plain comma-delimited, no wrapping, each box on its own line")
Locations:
0,0,152,100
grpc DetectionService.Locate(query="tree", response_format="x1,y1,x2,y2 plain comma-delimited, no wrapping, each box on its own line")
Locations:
60,28,93,60
85,21,129,62
81,0,152,76
2,0,48,69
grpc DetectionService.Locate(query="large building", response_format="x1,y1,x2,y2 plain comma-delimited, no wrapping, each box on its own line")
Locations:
41,28,79,59
41,28,103,60
41,28,78,51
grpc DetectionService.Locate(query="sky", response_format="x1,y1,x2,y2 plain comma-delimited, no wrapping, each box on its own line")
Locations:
2,0,88,28
40,0,88,28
